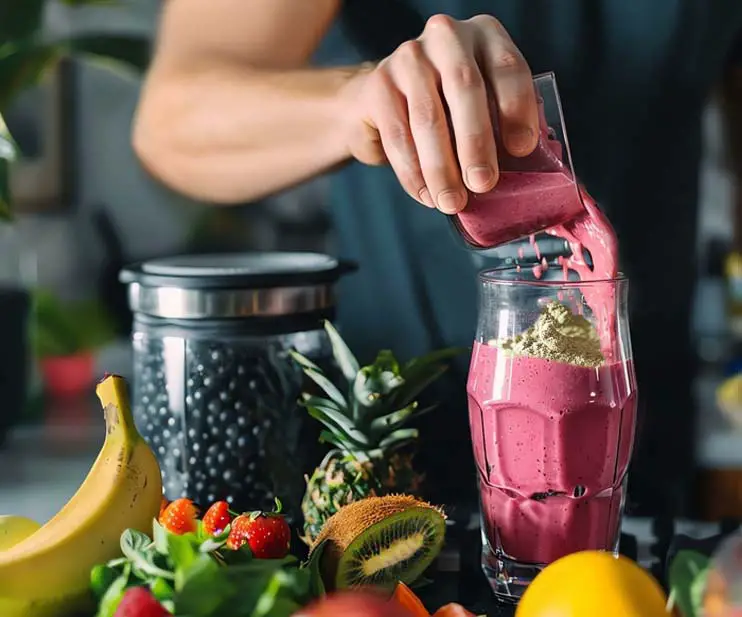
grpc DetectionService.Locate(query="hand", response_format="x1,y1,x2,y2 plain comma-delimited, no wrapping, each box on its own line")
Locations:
345,14,539,214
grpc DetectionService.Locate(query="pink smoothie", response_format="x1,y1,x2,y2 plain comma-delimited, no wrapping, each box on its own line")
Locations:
453,172,584,249
467,341,637,564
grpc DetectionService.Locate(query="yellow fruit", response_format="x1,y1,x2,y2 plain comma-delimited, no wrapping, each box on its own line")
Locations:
0,375,163,617
0,517,41,551
516,551,669,617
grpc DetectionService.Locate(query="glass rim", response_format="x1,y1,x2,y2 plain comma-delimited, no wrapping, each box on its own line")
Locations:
479,265,628,288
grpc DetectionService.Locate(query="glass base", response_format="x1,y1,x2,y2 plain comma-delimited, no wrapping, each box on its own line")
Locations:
481,543,545,603
481,535,623,603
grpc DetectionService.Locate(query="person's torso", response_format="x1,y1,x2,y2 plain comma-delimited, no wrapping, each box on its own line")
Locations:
314,0,742,365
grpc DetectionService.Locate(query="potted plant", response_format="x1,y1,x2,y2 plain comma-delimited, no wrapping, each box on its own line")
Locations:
0,0,150,430
32,289,117,398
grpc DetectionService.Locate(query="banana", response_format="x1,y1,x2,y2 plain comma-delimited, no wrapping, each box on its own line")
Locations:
0,374,163,617
0,516,41,551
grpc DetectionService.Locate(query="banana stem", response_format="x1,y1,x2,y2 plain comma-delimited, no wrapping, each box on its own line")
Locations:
96,374,142,443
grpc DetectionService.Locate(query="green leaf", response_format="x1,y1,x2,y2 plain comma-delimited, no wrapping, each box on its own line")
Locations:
152,519,169,555
689,567,709,617
64,34,151,74
250,569,297,617
668,550,710,617
318,429,356,453
304,400,368,446
378,428,419,449
94,570,129,617
149,577,175,603
0,157,9,221
31,289,117,356
402,347,469,374
120,529,152,555
353,369,403,407
374,349,400,374
174,553,232,613
323,320,359,382
0,0,45,42
289,349,321,372
0,112,15,221
0,43,61,110
166,532,199,572
120,528,174,581
302,367,347,408
304,540,327,598
369,403,419,436
90,564,120,601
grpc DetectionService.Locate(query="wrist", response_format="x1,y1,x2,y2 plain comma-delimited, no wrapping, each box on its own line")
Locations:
336,62,376,157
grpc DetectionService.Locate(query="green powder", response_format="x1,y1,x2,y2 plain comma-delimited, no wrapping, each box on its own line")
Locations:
494,301,605,368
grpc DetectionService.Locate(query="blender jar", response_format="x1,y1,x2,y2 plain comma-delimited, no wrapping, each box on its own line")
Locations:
120,252,353,519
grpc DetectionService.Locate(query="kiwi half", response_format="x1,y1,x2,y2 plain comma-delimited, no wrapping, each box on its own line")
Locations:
310,495,446,591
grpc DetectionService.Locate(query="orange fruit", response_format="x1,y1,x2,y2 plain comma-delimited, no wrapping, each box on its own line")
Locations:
516,551,669,617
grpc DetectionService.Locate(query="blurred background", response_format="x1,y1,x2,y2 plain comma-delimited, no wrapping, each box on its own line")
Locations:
0,0,741,536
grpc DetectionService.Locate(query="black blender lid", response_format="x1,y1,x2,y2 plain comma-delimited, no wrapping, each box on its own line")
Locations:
120,252,356,289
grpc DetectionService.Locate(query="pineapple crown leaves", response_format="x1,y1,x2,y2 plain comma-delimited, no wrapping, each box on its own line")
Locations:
289,321,467,457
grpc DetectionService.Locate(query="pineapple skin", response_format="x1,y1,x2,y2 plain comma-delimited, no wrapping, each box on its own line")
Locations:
301,450,424,544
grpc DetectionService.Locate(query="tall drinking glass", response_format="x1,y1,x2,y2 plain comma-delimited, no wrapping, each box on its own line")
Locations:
467,265,637,602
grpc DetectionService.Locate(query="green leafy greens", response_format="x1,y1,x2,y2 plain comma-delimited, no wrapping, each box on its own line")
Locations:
91,519,325,617
667,550,710,617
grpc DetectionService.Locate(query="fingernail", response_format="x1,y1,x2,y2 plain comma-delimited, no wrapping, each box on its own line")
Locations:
466,165,495,191
507,126,536,155
418,187,435,208
437,190,465,214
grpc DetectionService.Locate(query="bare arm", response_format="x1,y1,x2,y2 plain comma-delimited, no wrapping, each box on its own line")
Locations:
133,0,358,204
134,2,538,211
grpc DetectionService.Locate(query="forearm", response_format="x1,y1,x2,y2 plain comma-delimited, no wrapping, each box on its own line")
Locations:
133,61,366,204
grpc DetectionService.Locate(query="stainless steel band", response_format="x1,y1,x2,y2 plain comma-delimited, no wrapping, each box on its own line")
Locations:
126,283,335,319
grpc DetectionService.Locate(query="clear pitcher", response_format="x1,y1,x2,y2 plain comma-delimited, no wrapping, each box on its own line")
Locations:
450,73,585,250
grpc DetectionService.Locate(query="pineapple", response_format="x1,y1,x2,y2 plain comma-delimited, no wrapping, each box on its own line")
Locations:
290,321,465,544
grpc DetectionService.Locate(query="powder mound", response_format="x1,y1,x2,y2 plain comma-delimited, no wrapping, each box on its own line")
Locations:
494,301,604,368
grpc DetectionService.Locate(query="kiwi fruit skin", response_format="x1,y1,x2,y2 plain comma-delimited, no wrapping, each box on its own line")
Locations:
310,494,446,591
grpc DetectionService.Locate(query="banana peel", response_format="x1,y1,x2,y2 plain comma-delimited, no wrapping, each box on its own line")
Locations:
0,516,41,551
0,517,83,617
0,374,163,617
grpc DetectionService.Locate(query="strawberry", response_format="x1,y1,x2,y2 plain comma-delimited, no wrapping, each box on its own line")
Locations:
225,498,291,558
202,500,232,536
159,498,198,535
114,587,171,617
158,496,169,518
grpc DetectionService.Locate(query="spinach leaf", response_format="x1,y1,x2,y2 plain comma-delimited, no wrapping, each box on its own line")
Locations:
120,528,174,581
167,531,199,571
152,519,170,555
90,564,120,600
95,567,129,617
668,550,710,617
174,553,237,615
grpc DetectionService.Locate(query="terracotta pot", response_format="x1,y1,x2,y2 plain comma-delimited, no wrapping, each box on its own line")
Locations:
39,351,95,399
